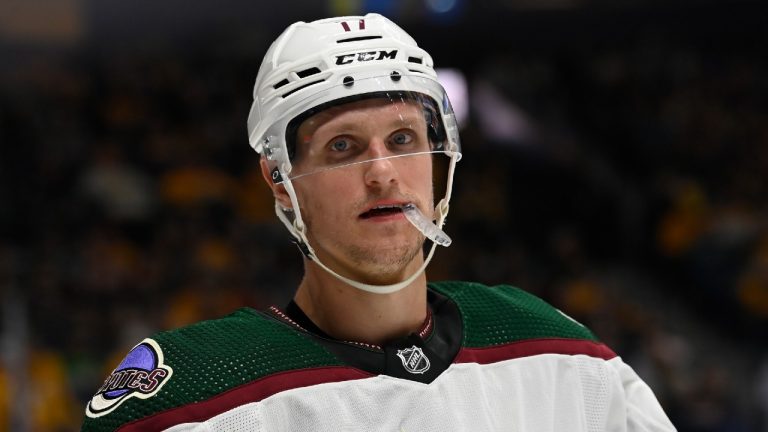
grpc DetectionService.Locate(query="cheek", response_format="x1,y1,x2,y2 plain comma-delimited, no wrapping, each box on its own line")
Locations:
294,175,356,222
401,157,434,198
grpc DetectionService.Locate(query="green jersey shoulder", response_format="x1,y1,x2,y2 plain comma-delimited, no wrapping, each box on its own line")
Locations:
82,308,340,431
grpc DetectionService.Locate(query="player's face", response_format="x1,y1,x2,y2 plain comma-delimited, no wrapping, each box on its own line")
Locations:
289,98,434,284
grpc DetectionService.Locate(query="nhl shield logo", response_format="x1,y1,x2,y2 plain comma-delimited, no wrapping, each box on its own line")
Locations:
396,345,430,374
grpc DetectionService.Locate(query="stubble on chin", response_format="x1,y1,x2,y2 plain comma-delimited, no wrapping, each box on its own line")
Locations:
342,234,424,280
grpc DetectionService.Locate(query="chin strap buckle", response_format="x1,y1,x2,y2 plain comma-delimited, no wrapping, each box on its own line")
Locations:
291,238,313,259
291,220,313,259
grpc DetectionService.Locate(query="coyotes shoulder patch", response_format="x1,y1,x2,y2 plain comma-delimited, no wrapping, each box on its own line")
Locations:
86,338,173,418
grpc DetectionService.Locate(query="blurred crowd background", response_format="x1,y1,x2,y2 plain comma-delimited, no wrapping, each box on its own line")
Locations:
1,0,767,430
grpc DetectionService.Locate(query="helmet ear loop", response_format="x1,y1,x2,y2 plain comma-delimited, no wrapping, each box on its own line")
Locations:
274,169,318,259
434,150,458,229
434,199,450,227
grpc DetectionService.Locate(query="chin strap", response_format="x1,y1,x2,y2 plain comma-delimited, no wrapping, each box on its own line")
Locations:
274,151,458,295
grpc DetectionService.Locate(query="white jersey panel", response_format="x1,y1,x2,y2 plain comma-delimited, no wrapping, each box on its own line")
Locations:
171,354,675,432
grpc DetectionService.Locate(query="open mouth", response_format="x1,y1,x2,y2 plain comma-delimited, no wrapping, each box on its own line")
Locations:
359,205,404,219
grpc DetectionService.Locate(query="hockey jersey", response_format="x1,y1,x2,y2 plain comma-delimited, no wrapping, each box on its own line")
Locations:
81,281,676,431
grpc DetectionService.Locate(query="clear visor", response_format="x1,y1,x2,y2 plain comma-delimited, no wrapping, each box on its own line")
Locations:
262,75,461,184
290,92,447,181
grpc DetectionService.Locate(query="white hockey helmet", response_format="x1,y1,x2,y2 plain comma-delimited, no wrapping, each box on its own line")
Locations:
247,13,461,294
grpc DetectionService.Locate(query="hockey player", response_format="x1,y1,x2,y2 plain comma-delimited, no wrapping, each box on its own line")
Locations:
82,13,676,431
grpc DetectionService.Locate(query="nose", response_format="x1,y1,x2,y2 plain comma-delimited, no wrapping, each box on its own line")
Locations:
363,138,398,188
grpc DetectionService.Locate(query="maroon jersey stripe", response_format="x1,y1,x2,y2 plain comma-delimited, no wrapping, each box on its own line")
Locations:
118,366,373,431
455,338,617,364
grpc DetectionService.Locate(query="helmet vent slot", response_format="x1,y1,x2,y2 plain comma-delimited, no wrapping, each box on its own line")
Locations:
273,79,290,89
408,56,423,64
337,35,383,43
281,80,325,98
296,67,321,78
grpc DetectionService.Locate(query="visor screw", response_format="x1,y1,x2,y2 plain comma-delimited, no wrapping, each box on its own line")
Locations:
390,71,401,82
343,76,354,87
271,168,282,182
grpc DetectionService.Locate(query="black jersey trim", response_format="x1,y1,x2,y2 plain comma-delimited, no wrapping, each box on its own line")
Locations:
265,288,463,384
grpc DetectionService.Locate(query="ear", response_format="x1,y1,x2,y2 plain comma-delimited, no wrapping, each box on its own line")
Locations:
259,157,293,210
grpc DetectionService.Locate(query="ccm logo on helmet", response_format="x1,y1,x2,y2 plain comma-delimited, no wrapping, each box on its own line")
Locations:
335,50,397,65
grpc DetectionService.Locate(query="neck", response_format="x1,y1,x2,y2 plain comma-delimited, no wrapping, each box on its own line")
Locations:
293,259,428,346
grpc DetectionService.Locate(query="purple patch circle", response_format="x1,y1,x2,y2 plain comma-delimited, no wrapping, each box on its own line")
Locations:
104,344,158,398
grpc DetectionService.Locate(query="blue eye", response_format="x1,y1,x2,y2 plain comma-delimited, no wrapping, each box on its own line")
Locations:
330,139,350,152
392,132,413,145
